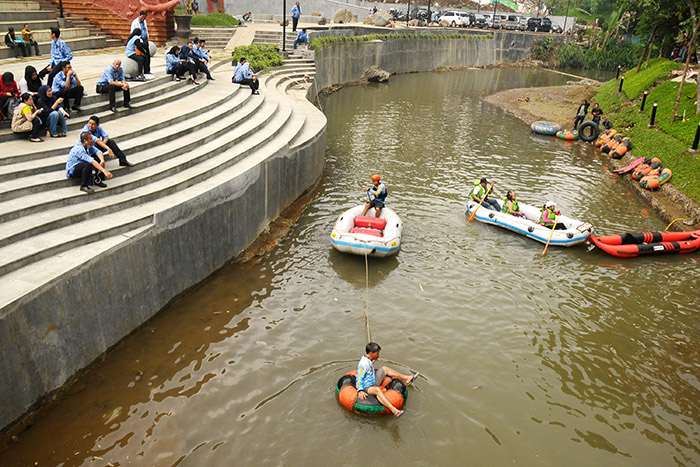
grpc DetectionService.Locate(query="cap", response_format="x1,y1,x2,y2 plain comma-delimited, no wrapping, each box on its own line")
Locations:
546,201,557,208
371,174,381,182
480,177,488,184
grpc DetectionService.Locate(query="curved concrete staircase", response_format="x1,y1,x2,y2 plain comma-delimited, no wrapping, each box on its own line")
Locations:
0,51,325,431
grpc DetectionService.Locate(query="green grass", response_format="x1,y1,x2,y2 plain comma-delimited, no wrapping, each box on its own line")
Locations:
620,58,681,100
232,44,282,72
594,78,626,113
310,32,490,49
191,12,239,26
647,80,699,145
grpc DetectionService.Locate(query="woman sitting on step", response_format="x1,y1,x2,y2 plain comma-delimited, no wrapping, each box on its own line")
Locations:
178,44,201,85
166,46,198,84
126,28,150,81
11,93,44,142
37,85,69,138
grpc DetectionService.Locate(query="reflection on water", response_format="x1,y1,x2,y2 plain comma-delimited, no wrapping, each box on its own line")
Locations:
1,69,699,466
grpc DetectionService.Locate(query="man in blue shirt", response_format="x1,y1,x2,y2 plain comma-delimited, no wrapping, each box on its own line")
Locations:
193,39,214,80
83,115,134,168
96,59,132,112
51,61,84,111
356,342,419,419
66,132,114,194
131,10,149,41
293,28,308,49
45,27,73,87
232,57,259,95
291,1,301,31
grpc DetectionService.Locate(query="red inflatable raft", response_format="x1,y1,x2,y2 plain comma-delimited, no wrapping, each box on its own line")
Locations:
336,370,408,416
589,230,700,257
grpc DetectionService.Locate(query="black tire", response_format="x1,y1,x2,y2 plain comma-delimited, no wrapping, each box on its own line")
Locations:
578,121,600,142
451,21,456,27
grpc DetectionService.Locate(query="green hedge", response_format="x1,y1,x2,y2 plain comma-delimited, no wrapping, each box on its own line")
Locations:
191,12,240,26
310,32,490,49
232,44,283,72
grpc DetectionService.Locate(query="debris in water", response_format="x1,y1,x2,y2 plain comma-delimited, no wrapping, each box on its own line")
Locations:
419,283,424,292
256,341,267,346
472,385,483,390
334,298,338,301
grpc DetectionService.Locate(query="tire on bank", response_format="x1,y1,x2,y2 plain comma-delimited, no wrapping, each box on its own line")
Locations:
578,121,600,142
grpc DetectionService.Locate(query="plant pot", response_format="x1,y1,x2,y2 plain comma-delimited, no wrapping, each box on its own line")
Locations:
174,14,192,38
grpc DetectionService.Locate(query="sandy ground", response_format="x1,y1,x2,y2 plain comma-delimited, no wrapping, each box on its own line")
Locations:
484,75,700,231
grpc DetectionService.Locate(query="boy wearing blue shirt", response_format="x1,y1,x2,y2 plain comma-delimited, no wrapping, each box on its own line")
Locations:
356,342,419,419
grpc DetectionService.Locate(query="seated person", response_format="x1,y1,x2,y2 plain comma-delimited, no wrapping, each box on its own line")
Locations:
539,201,566,230
37,85,69,138
232,57,259,95
356,342,419,419
66,131,113,194
1,71,20,117
193,39,214,80
241,11,252,23
166,46,192,82
21,23,40,56
96,59,132,112
11,92,43,142
471,178,500,211
178,43,201,85
361,174,387,218
51,61,84,111
82,115,134,167
18,66,43,100
502,190,526,218
293,28,309,49
45,27,73,86
125,28,151,81
5,27,28,58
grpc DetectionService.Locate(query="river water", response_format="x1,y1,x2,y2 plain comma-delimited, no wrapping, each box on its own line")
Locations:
2,69,699,466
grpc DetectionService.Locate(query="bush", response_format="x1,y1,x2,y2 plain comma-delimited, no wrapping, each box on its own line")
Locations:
232,44,283,72
191,12,240,26
557,43,585,68
553,40,645,71
531,36,555,60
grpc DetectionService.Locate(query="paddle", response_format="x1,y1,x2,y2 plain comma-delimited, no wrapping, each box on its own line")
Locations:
468,182,494,222
542,214,560,256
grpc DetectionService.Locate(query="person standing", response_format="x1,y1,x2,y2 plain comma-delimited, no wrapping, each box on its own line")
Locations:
356,342,419,419
21,24,41,56
51,61,84,111
82,115,135,167
232,57,259,95
96,59,132,113
66,132,113,194
591,103,603,125
573,99,589,130
291,1,301,32
45,27,73,87
471,177,500,211
131,10,149,43
360,174,387,217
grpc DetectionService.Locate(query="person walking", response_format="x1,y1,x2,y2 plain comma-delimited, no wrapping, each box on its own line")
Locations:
96,59,132,112
291,1,301,32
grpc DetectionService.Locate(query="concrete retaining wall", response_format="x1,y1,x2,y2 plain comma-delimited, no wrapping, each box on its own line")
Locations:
0,133,325,432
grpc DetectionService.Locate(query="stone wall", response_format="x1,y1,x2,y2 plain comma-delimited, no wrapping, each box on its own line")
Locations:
0,133,325,433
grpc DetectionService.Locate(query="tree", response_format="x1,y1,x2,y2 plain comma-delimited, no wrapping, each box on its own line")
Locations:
671,1,700,122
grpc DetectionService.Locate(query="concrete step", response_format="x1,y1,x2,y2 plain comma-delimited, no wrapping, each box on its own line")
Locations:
0,96,295,275
0,34,107,59
0,1,41,11
0,19,59,31
0,10,54,21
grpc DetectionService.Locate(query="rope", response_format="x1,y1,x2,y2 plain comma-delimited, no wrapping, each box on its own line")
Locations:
364,248,371,342
664,218,685,231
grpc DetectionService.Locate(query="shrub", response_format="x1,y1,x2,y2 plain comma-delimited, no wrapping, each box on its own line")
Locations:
232,44,283,72
531,36,555,60
556,43,585,68
191,12,240,27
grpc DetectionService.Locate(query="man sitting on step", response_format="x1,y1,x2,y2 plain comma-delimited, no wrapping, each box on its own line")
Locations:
293,29,309,49
51,61,84,111
232,57,259,95
82,115,135,168
192,38,215,81
66,132,113,194
96,59,133,113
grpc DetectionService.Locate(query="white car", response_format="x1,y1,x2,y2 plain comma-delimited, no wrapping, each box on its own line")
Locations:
440,11,468,27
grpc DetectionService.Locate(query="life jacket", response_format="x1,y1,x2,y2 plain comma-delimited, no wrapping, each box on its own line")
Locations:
472,180,488,200
369,183,387,203
539,208,555,227
502,197,519,215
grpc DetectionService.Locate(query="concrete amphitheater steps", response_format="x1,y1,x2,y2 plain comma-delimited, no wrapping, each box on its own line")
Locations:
0,84,254,202
0,96,302,278
190,27,236,49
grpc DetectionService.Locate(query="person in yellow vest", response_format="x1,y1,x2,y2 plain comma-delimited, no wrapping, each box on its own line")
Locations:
471,177,500,211
539,201,566,230
502,190,526,218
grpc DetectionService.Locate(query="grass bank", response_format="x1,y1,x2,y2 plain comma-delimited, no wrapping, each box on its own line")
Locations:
596,58,700,204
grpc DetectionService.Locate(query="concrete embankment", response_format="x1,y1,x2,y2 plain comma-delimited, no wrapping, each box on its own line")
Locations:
1,28,547,433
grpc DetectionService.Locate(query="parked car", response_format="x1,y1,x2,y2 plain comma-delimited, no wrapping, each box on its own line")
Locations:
410,7,429,20
517,16,528,31
550,21,563,33
388,8,408,22
527,16,551,32
471,14,488,28
504,14,521,30
483,14,503,29
540,17,552,32
440,11,468,27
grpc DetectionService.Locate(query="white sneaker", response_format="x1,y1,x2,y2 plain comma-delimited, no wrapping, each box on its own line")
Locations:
144,73,155,80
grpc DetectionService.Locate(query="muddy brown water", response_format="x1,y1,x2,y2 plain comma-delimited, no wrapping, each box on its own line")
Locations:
2,69,699,466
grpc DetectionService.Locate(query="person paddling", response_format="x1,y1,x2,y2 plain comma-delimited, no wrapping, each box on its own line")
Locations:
540,201,566,230
471,177,500,211
361,174,387,218
356,342,419,419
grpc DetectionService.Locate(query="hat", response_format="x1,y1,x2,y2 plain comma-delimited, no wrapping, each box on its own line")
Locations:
371,174,381,182
480,177,488,184
546,201,557,208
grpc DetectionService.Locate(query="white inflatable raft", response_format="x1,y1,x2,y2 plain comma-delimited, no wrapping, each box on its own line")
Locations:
330,205,403,257
466,200,593,247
